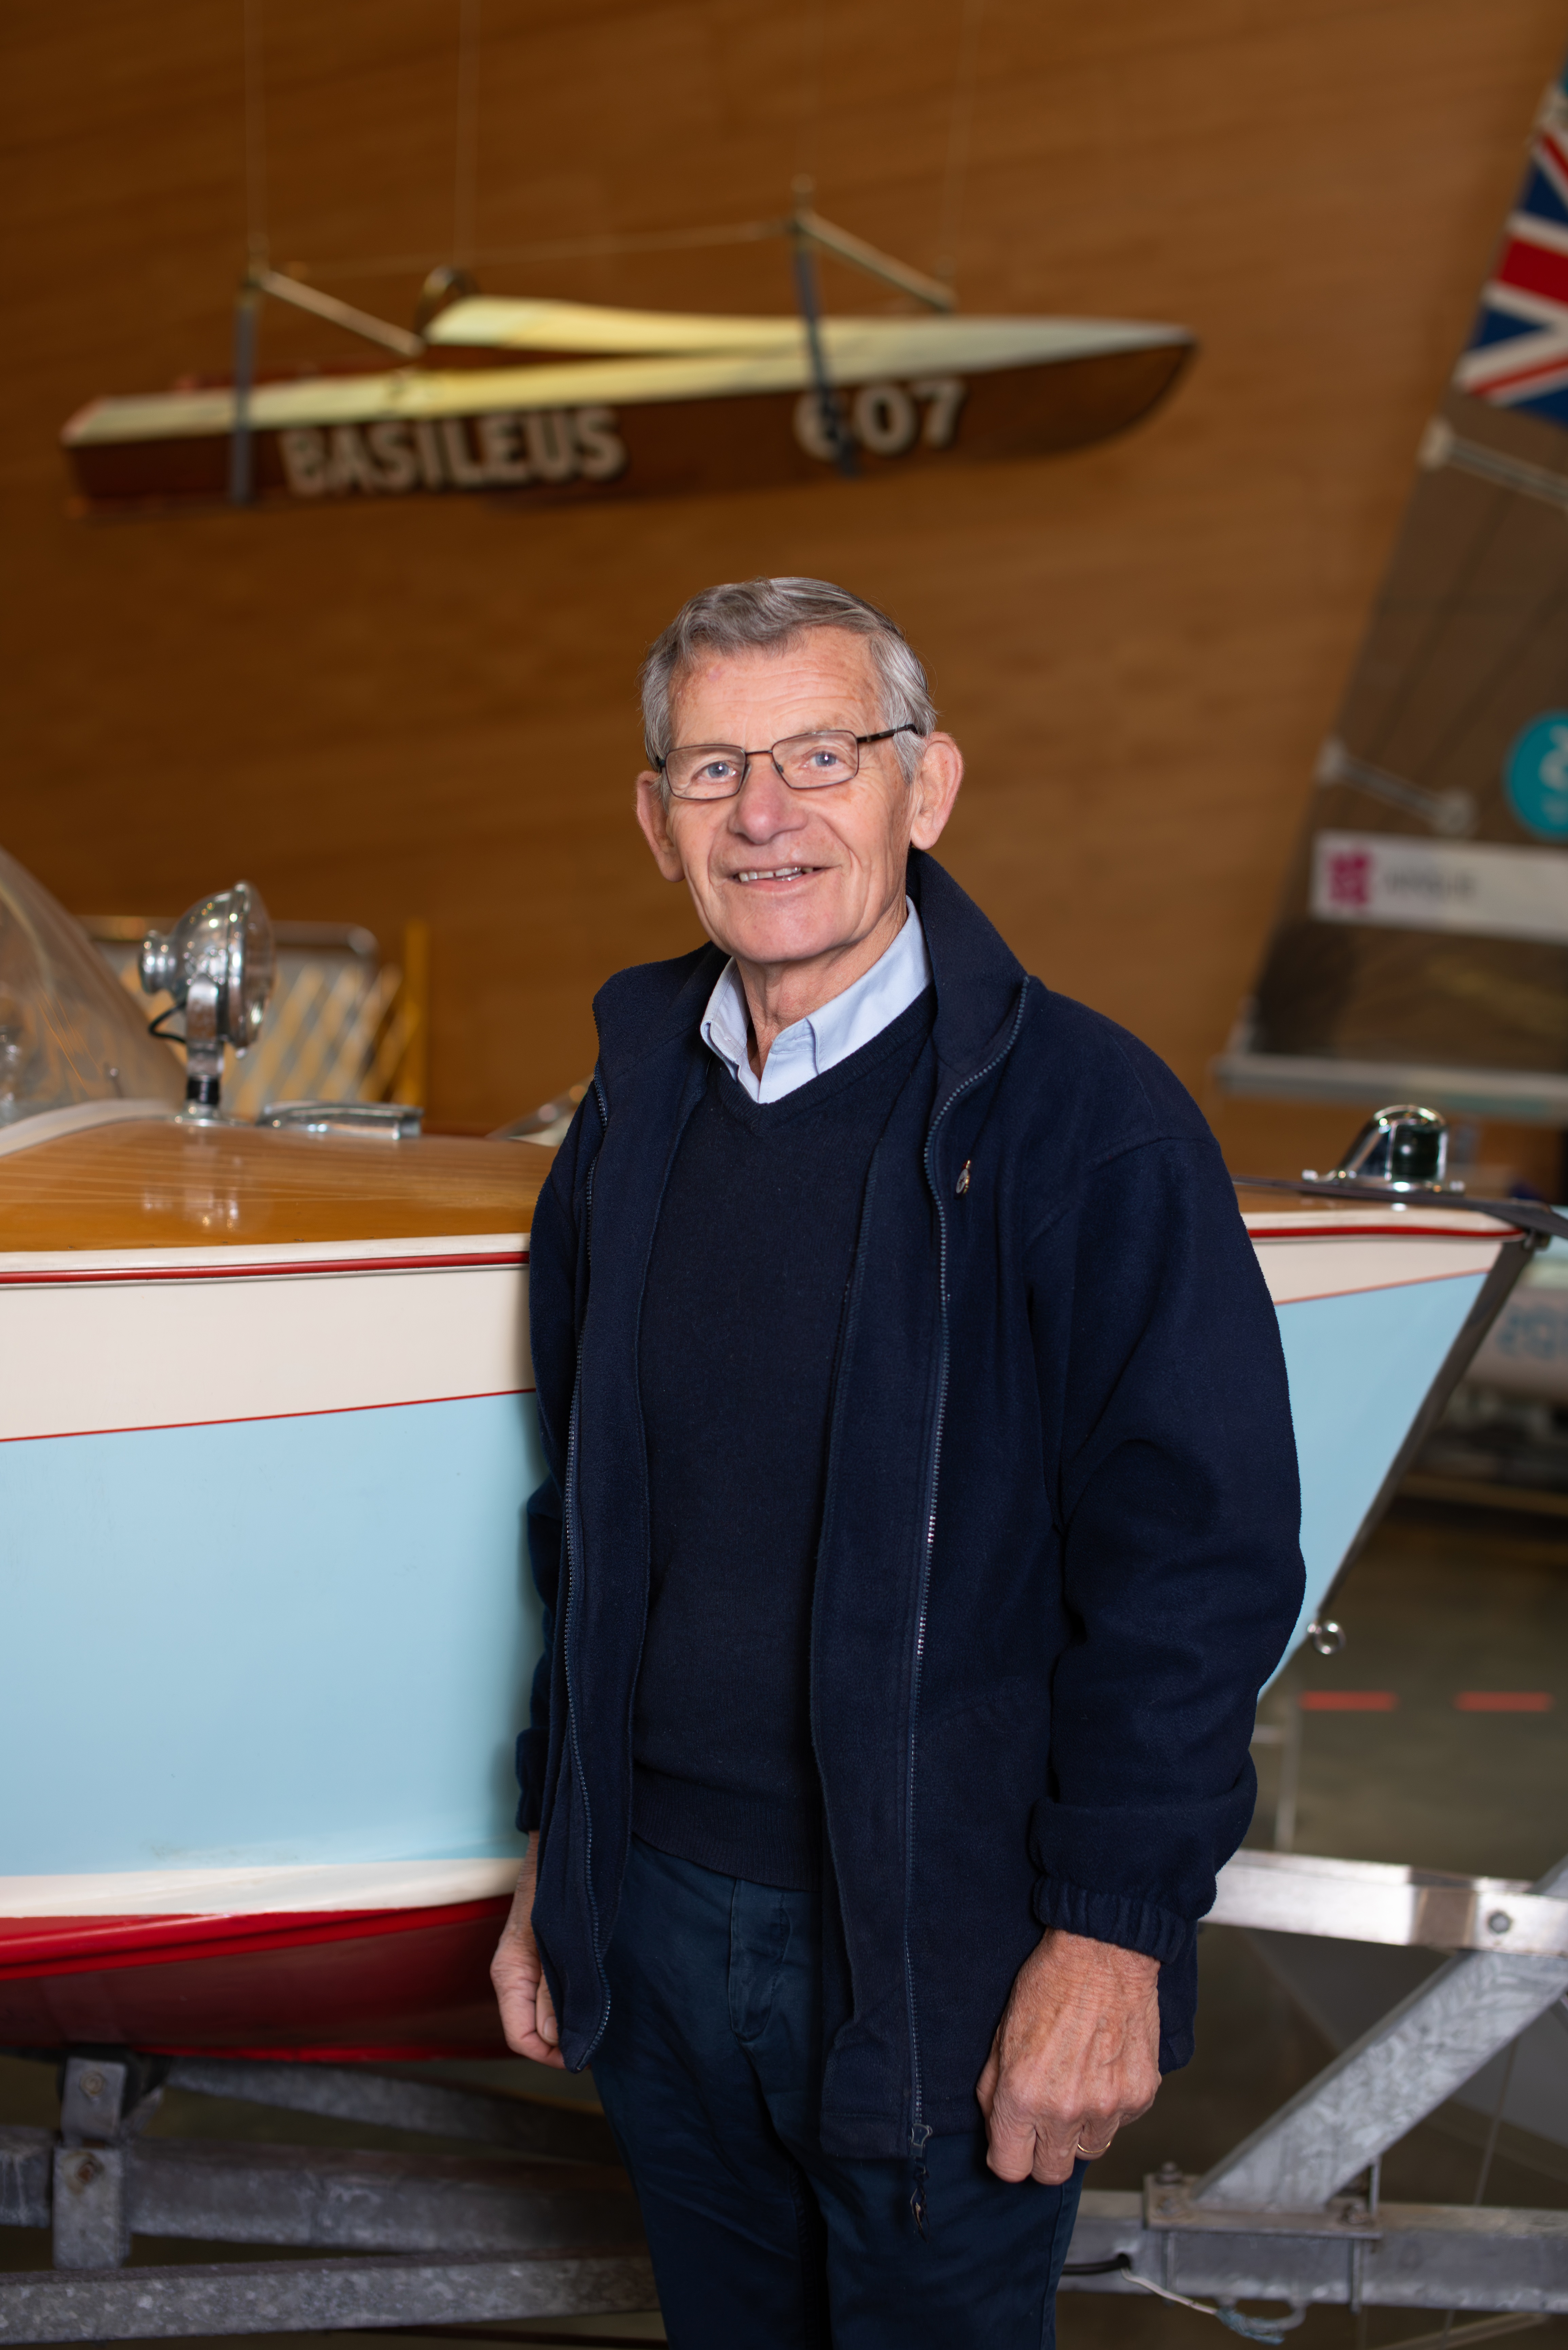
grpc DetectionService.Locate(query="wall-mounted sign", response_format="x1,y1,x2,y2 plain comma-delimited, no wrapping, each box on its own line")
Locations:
1311,829,1568,948
61,305,1193,515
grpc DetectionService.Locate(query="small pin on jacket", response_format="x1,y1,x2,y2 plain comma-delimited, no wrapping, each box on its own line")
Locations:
956,1160,971,1196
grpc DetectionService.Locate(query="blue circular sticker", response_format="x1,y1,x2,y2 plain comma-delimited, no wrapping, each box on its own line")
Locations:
1505,711,1568,837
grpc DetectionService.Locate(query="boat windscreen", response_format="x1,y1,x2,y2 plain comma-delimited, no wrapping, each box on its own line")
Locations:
0,845,184,1126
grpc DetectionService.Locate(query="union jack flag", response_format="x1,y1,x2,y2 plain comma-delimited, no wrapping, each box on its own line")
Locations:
1454,79,1568,425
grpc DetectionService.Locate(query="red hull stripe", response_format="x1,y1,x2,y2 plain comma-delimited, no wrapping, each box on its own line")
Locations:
2,1384,534,1447
0,1248,527,1288
0,1897,510,1981
1244,1222,1517,1241
0,1902,513,2058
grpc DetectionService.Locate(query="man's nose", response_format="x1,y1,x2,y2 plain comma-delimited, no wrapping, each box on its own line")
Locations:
729,755,803,838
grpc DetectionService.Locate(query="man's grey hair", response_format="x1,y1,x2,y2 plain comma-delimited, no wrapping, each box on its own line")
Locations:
640,577,937,796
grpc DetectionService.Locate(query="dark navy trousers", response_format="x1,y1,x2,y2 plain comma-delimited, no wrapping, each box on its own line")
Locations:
589,1837,1084,2349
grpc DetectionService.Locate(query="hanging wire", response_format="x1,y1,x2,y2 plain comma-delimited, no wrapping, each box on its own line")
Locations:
1122,2267,1297,2342
1437,2038,1522,2349
1470,2037,1520,2209
794,0,827,204
303,218,784,285
453,0,481,268
230,0,268,503
933,0,985,289
241,0,269,267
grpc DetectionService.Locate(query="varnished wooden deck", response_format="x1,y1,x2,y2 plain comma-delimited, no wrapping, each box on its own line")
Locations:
0,1119,552,1250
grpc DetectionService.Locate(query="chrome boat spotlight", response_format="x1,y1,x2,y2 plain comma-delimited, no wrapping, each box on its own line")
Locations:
1317,1103,1458,1194
139,881,275,1119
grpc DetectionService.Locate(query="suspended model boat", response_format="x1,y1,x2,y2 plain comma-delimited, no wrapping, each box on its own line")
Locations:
0,850,1548,2057
61,291,1193,514
1217,57,1568,1128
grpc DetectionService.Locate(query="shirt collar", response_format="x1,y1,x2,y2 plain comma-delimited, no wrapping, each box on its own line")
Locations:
699,899,930,1107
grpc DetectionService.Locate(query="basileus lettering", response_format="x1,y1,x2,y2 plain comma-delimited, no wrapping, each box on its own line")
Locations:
367,422,420,491
274,406,630,501
439,418,487,487
278,429,328,496
476,413,529,483
326,426,383,493
573,405,627,481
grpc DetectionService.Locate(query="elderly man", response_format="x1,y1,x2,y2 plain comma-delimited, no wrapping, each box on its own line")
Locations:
493,577,1303,2347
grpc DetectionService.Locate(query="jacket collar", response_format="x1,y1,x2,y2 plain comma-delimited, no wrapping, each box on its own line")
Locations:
905,849,1028,1099
590,849,1029,1105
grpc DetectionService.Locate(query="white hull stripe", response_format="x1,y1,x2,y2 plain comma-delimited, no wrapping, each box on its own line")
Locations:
1243,1210,1511,1305
0,1858,522,1919
1252,1237,1504,1306
0,1216,1510,1439
0,1234,534,1442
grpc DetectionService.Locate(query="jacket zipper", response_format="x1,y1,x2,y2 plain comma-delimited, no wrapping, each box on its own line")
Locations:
560,1074,613,2059
904,985,1032,2180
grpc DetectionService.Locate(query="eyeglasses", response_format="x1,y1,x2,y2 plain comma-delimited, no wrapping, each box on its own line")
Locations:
656,725,919,801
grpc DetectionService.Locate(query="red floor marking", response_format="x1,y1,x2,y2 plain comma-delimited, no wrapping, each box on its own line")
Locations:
1454,1691,1553,1713
1297,1691,1398,1712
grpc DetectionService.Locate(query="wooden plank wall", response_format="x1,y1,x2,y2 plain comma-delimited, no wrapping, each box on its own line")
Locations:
4,0,1565,1169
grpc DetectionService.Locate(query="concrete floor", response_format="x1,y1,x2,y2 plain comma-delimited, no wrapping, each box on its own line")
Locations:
3,1496,1566,2347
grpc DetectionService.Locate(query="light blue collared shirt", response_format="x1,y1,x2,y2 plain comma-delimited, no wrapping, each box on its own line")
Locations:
699,900,932,1106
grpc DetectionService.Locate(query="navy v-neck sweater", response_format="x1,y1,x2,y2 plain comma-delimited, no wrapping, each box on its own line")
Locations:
632,988,936,1890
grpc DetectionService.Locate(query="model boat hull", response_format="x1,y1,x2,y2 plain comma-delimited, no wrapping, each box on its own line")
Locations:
63,340,1191,514
0,1125,1526,2055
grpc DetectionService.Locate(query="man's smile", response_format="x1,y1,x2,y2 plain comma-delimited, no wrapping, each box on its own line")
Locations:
730,863,822,883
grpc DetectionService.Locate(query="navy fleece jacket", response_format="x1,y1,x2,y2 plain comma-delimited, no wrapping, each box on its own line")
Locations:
517,849,1304,2160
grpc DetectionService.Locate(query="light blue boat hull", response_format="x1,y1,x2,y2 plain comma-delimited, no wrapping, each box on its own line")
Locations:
5,1395,546,1877
1276,1272,1486,1659
0,1207,1519,1889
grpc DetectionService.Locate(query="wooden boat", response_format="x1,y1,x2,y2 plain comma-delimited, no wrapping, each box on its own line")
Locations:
61,303,1193,514
0,1111,548,2058
0,858,1537,2060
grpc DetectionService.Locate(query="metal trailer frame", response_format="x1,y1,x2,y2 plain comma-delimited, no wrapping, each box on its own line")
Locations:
4,1843,1568,2344
0,2053,657,2340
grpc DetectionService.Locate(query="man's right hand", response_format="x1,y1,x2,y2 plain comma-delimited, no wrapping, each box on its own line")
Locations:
490,1841,565,2066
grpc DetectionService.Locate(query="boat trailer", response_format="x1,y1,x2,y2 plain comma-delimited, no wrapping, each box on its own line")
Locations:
2,1844,1567,2341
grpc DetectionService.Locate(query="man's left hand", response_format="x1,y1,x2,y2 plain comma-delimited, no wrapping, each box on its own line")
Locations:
976,1928,1160,2186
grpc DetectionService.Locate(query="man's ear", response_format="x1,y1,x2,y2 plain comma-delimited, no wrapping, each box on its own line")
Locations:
635,770,687,881
909,732,964,851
